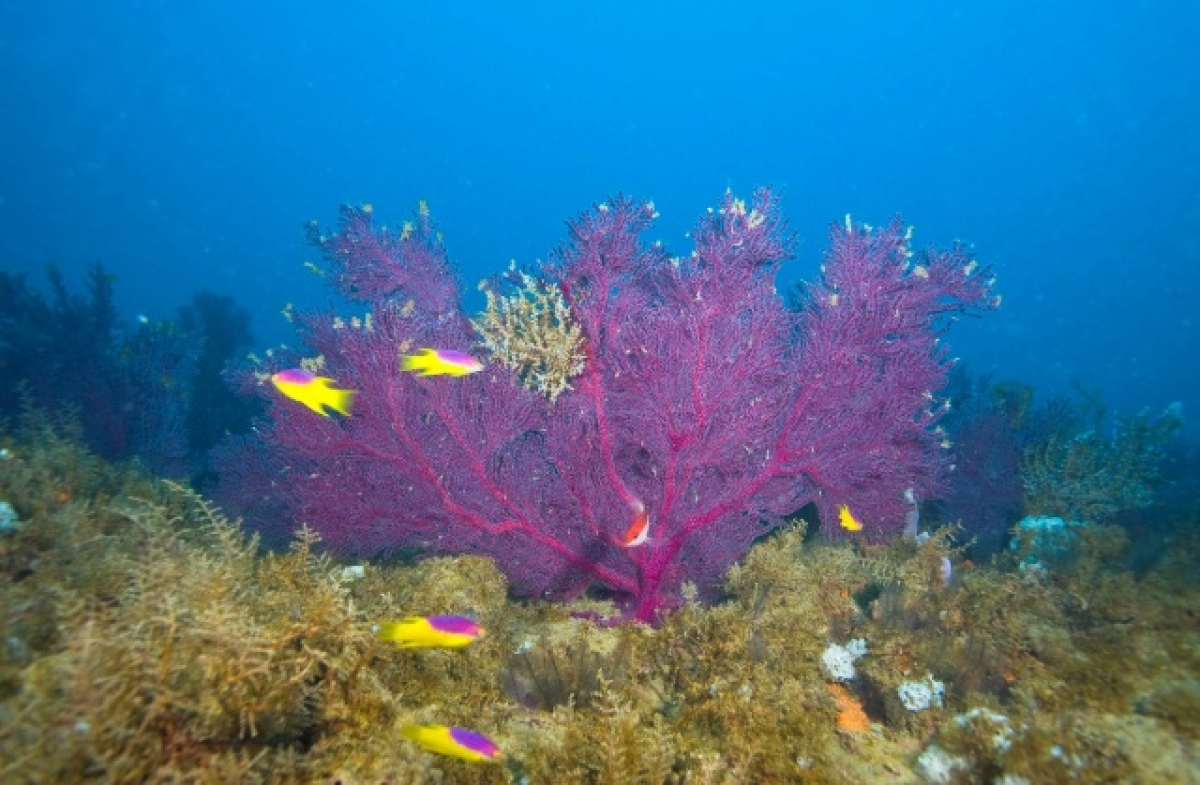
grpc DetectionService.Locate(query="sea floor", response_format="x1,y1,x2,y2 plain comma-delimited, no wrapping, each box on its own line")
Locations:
0,423,1196,783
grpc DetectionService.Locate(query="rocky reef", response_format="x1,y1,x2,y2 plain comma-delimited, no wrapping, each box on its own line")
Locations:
0,412,1196,782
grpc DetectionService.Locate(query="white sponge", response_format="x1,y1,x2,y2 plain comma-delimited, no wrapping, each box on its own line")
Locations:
821,638,867,682
898,674,945,712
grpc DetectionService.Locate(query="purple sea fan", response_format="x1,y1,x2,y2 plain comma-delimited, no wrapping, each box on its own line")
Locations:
216,192,996,621
784,217,1000,542
935,372,1027,555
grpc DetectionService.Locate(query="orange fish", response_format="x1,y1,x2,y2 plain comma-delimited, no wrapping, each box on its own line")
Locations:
620,501,650,548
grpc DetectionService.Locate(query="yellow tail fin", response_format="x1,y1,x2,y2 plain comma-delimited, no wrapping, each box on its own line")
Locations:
376,617,422,642
323,386,355,417
400,349,436,373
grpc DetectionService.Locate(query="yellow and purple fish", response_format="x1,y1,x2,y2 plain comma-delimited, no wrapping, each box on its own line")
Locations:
270,369,356,417
400,723,503,763
375,615,486,649
837,504,863,532
400,348,484,377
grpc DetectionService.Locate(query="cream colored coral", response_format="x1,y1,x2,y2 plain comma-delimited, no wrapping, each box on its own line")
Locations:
472,268,586,401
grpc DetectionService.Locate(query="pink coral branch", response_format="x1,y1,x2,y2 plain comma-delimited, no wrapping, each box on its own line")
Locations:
220,192,996,621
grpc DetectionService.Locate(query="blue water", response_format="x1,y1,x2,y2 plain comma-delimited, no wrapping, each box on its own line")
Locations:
2,1,1197,436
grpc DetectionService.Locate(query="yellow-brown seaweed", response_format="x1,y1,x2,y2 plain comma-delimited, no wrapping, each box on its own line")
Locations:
0,410,1196,782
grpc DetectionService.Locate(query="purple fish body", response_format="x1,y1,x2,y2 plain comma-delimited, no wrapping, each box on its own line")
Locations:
274,368,317,385
449,726,502,759
434,349,478,367
428,615,482,635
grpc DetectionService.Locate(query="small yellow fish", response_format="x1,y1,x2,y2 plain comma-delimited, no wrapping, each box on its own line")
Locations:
400,348,484,377
270,369,355,417
376,615,486,649
400,723,503,763
837,504,862,532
